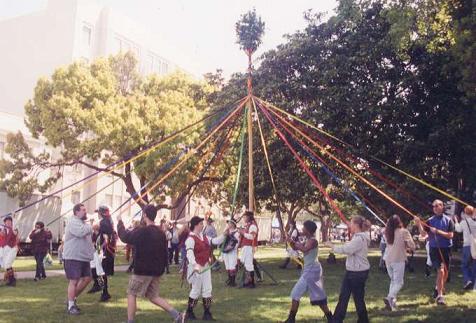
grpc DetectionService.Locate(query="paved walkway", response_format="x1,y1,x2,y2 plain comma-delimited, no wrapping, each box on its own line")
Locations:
16,265,130,280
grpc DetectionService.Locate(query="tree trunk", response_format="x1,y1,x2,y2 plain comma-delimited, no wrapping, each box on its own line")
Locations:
320,216,332,242
123,162,146,210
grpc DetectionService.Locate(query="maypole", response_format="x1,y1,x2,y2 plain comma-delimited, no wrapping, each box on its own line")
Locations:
236,9,265,212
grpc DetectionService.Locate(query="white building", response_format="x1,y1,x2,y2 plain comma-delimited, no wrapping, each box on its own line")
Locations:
0,0,215,243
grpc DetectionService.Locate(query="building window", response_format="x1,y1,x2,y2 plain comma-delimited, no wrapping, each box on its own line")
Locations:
0,141,4,159
71,191,81,205
105,194,113,208
82,24,92,48
161,61,169,74
114,195,122,209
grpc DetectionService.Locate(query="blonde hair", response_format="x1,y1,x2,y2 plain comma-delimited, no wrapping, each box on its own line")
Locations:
351,216,371,231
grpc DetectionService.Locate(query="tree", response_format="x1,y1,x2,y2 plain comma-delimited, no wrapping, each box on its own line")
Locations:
0,52,231,211
212,0,476,228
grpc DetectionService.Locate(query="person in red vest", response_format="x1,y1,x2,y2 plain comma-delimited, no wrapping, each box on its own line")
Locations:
239,210,259,288
1,216,19,286
185,216,224,321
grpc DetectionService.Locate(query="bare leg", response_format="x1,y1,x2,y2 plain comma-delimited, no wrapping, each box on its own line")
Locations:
75,277,92,297
127,294,137,321
149,296,174,312
68,280,79,301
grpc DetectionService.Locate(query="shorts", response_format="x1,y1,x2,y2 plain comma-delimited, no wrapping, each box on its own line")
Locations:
127,274,160,299
290,263,327,304
102,255,115,276
429,247,451,270
64,259,91,280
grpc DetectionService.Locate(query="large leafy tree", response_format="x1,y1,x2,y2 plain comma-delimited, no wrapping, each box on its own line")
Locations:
213,0,476,228
0,52,232,211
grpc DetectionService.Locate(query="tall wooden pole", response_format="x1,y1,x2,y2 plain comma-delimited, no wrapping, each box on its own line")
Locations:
246,50,254,212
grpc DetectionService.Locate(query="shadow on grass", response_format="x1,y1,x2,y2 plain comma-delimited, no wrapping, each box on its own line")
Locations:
0,247,474,323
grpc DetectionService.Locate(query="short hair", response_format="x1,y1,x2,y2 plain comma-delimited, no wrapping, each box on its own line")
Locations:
351,216,371,231
73,203,85,215
144,204,157,221
303,220,317,235
244,210,254,221
35,221,45,229
432,199,444,206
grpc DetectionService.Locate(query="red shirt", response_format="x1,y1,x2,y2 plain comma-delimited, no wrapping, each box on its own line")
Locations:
0,229,5,247
240,221,258,247
1,226,18,248
190,234,211,266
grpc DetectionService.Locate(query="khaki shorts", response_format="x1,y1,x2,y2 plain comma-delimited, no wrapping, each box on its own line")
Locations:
127,274,160,299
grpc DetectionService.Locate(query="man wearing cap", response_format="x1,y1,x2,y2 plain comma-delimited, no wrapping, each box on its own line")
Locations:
96,205,116,302
0,215,19,286
239,211,259,288
117,204,185,323
185,216,225,320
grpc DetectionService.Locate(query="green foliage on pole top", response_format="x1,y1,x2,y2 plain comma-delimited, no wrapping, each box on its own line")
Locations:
235,9,265,54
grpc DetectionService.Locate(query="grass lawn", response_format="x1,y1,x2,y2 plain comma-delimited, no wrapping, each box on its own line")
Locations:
1,246,475,323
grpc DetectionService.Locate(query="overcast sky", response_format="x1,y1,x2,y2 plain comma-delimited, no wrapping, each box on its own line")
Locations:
0,0,338,77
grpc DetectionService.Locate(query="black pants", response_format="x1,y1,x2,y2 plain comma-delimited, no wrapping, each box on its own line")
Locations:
334,270,369,323
34,252,47,279
169,243,179,265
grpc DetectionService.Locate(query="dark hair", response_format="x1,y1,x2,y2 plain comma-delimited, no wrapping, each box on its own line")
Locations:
244,210,254,222
190,216,204,231
303,220,317,235
35,221,45,229
73,203,85,215
351,216,371,231
384,214,403,245
144,204,157,221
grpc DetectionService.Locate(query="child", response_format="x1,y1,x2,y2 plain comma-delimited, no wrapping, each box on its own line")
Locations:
383,215,416,310
221,218,241,286
284,220,333,323
326,216,371,323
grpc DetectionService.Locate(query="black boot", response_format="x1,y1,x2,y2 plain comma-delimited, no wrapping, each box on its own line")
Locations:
279,257,291,269
283,310,296,323
6,268,16,287
244,271,256,288
186,297,198,320
225,271,231,286
202,297,215,321
229,273,237,287
100,276,111,302
88,269,103,293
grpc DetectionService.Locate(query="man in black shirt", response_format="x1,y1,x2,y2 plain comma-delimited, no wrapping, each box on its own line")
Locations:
117,204,185,323
97,205,116,302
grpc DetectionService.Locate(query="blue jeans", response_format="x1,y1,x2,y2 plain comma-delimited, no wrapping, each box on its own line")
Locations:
334,270,369,323
462,246,476,284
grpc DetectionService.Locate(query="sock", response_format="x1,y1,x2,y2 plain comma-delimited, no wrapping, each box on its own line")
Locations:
168,309,180,319
68,300,75,310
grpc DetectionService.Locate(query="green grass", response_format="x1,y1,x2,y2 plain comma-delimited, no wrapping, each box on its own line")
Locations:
1,246,475,323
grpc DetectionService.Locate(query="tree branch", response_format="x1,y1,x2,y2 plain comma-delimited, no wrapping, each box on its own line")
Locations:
156,176,224,210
